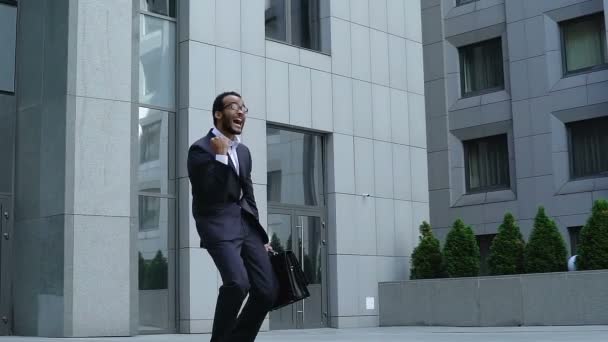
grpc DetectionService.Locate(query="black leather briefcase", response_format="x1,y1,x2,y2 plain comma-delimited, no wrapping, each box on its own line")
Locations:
269,251,310,310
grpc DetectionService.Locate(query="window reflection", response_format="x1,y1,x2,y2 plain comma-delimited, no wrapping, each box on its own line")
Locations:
561,13,607,74
140,0,176,18
0,3,17,93
137,197,174,331
302,216,322,284
139,14,176,109
139,195,161,231
265,0,324,52
137,5,175,333
459,38,504,96
265,0,287,42
290,0,321,51
266,128,323,206
138,107,172,195
464,134,510,193
140,122,161,163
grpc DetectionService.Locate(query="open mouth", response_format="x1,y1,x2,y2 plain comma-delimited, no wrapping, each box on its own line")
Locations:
232,118,244,129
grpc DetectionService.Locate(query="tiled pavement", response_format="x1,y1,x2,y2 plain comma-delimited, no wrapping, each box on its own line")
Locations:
1,326,607,342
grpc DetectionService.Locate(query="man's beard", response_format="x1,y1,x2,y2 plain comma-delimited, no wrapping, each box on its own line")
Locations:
221,115,242,135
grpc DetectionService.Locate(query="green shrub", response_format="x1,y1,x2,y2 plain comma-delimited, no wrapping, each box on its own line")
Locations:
488,213,525,275
269,232,286,253
576,199,608,270
524,207,567,273
443,219,480,277
410,221,444,279
139,250,168,290
138,252,145,290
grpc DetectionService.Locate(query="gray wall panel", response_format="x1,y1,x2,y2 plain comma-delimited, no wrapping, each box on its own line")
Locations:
479,277,522,326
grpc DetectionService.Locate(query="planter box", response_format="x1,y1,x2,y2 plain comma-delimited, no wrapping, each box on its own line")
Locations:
379,270,608,327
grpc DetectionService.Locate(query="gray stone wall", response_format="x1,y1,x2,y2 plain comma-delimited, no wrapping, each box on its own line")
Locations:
379,271,608,326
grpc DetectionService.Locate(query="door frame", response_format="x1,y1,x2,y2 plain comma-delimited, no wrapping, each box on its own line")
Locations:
0,196,12,335
267,205,329,329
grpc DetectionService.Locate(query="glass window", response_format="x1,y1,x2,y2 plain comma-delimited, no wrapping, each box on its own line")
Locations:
137,196,175,331
139,195,161,231
464,134,510,193
266,127,324,206
138,107,174,195
568,116,608,179
0,3,17,93
140,0,176,17
139,14,176,110
290,0,321,51
138,4,176,334
140,121,161,163
561,13,607,74
265,0,324,52
459,38,504,96
476,234,496,276
265,0,287,42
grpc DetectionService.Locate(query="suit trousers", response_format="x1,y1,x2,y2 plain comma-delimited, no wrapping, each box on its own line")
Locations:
206,212,278,342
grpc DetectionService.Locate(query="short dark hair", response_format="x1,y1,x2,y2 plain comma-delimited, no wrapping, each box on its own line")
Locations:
212,91,241,125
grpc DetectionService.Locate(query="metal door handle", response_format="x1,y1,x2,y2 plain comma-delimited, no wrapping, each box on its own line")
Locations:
300,217,305,324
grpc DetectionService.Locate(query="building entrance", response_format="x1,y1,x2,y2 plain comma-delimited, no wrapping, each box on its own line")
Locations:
266,126,328,330
268,209,327,329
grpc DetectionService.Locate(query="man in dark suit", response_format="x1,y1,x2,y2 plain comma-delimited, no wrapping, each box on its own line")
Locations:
187,91,278,342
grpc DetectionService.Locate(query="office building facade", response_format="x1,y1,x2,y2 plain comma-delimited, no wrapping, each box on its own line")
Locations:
423,0,608,273
0,0,428,337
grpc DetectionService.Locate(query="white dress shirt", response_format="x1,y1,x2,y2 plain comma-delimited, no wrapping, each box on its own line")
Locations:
212,127,241,175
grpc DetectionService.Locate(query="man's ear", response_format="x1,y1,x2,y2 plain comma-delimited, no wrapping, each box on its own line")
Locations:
214,111,223,121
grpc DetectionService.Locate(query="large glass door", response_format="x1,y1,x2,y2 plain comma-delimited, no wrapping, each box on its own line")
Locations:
268,210,327,330
266,125,327,330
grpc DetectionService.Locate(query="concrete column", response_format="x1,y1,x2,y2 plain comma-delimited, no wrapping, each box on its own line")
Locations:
13,0,136,337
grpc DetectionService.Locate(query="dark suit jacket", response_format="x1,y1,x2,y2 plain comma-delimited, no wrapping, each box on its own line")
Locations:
187,129,268,248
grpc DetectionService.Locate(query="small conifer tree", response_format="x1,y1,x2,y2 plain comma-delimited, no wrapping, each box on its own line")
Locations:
443,219,480,277
576,200,608,270
488,213,525,275
410,221,444,279
524,207,567,273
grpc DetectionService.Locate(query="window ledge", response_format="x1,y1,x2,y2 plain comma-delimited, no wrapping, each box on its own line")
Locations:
446,1,476,19
265,38,331,57
450,89,509,111
265,39,332,72
550,67,608,92
452,189,515,207
556,175,608,195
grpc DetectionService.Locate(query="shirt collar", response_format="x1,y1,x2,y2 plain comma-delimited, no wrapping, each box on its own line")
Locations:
212,127,241,147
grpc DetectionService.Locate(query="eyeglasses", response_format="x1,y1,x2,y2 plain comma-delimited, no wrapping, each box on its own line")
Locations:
223,102,249,114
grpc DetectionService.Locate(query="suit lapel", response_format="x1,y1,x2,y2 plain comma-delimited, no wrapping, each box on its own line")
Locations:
236,144,247,179
228,154,238,175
